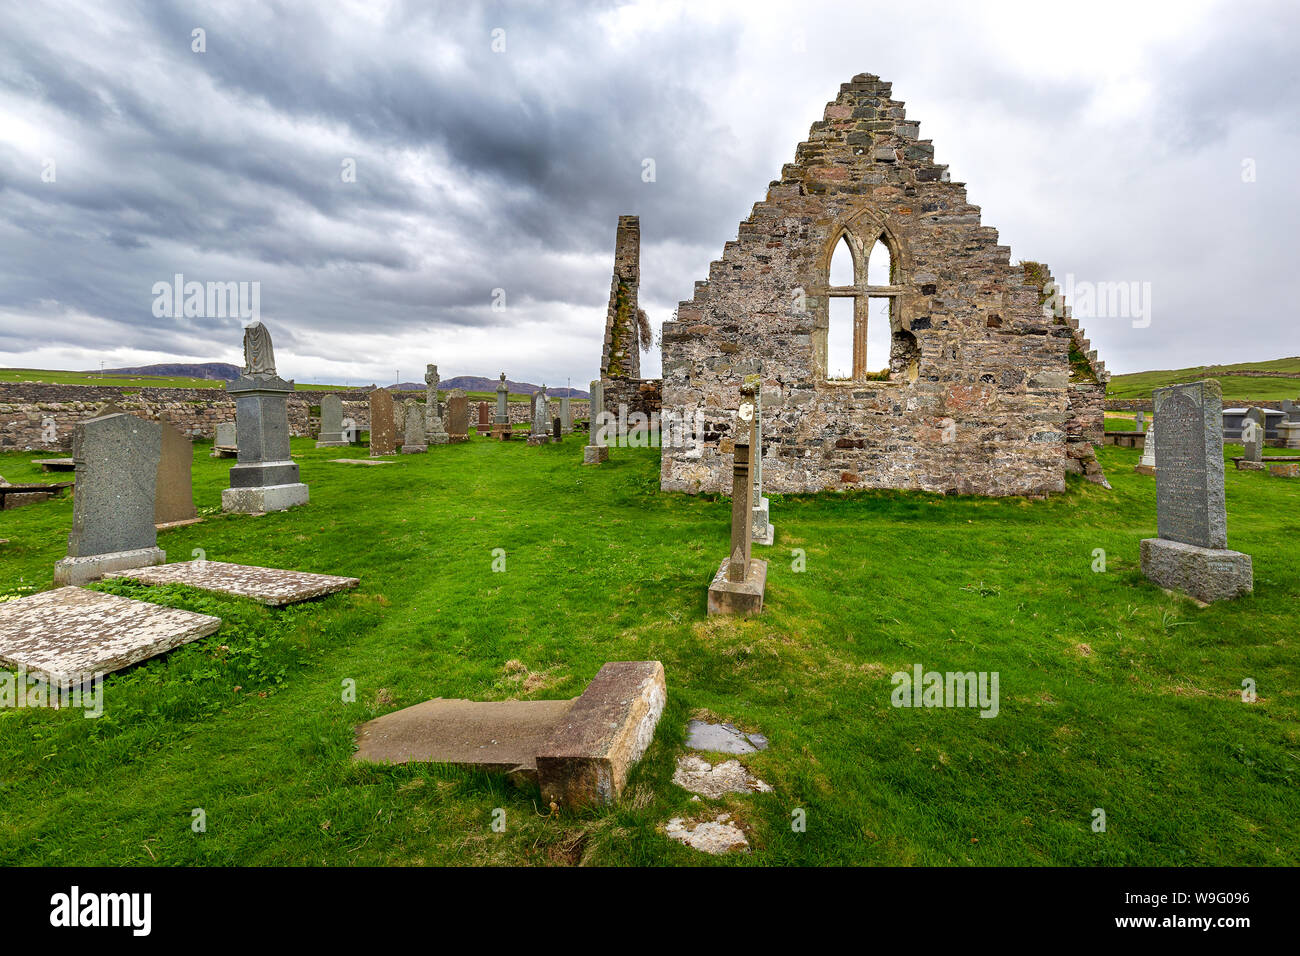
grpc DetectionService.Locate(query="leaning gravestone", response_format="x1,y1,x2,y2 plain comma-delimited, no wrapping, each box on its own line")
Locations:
527,386,550,445
369,389,397,456
54,412,166,585
402,399,427,453
155,416,197,527
447,390,469,442
316,393,350,447
583,380,609,464
1140,381,1252,603
222,322,309,513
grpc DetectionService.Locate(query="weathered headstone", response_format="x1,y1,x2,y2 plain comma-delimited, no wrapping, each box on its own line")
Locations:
560,396,573,435
1239,407,1266,469
552,417,562,443
316,393,351,447
222,322,309,513
447,390,469,442
1135,419,1156,476
402,399,427,453
1282,399,1300,423
1134,410,1146,433
369,389,397,456
583,379,609,464
476,401,491,435
1140,381,1252,603
54,412,167,585
527,386,550,445
424,365,450,445
744,374,774,545
707,408,767,615
155,416,197,527
211,420,237,458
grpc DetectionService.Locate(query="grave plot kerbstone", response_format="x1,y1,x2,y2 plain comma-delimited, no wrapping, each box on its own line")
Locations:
155,417,197,527
53,412,167,586
1140,381,1252,603
222,322,309,513
446,390,469,443
316,393,351,447
401,399,428,453
107,560,359,607
0,587,221,689
369,389,397,456
583,379,609,464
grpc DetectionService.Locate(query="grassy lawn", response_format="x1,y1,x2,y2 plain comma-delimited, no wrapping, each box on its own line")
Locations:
1107,359,1300,403
0,435,1296,866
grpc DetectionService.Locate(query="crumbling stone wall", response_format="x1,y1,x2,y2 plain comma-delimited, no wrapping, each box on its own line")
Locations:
660,73,1110,497
602,215,642,384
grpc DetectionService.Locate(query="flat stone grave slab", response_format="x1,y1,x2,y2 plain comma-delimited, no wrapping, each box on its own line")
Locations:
330,458,393,466
354,698,576,776
354,661,666,809
34,458,76,472
106,560,359,606
685,719,769,754
0,587,221,689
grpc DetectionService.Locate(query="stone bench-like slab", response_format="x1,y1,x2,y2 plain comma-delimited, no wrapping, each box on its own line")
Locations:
106,560,359,606
536,661,666,809
0,587,221,689
33,458,76,472
352,661,666,809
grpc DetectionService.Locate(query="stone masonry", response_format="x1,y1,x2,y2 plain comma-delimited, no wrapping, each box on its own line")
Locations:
659,73,1110,497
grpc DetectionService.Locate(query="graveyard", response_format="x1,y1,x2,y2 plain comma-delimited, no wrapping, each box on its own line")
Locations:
1,421,1296,866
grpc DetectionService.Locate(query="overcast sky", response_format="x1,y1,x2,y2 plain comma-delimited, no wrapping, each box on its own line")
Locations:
0,0,1295,386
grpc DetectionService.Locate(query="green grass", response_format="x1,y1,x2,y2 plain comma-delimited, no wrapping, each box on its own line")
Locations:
1107,358,1300,403
1,437,1296,866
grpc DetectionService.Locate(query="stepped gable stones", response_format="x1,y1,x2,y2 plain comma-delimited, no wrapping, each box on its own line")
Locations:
154,416,197,527
658,74,1110,499
1140,381,1252,603
316,393,351,447
222,321,309,514
369,388,397,456
402,399,428,453
53,411,166,586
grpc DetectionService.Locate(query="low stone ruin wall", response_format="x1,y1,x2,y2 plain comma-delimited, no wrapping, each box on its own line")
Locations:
601,378,662,419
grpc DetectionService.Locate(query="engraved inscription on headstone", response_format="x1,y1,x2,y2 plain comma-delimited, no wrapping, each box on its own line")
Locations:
1154,383,1226,550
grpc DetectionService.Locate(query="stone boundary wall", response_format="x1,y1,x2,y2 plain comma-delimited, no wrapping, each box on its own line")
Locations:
341,398,590,433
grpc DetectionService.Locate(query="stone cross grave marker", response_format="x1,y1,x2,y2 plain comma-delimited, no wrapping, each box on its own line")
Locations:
424,364,450,445
707,396,768,616
1141,380,1252,602
743,374,773,545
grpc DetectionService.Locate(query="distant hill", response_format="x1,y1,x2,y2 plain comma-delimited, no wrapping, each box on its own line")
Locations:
92,362,242,382
1107,357,1300,403
392,376,588,398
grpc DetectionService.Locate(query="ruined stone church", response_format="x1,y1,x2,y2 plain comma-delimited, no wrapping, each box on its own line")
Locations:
640,73,1109,497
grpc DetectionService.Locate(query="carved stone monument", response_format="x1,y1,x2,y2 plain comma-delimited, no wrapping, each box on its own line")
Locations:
222,322,309,513
1135,419,1156,476
707,400,768,616
155,416,197,527
583,379,609,464
402,399,427,453
424,365,450,446
1140,381,1252,603
447,390,469,442
493,373,512,440
369,389,397,456
527,386,550,445
54,412,167,585
316,393,351,447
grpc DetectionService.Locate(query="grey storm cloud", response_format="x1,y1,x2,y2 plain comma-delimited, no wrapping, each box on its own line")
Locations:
0,0,1296,383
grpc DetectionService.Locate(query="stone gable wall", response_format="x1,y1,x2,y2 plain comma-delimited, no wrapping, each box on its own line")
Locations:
660,73,1102,497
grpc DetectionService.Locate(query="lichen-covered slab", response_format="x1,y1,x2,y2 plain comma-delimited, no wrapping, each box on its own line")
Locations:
106,561,359,606
0,587,221,689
